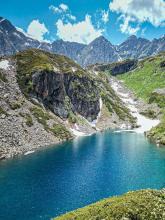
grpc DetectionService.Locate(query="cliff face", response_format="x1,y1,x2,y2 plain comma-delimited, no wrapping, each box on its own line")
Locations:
0,49,136,159
0,58,72,160
89,59,137,76
15,49,101,122
15,49,135,126
32,71,100,121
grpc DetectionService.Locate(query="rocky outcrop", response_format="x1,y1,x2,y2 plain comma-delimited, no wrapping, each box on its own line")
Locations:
147,88,165,146
32,71,100,121
110,60,137,76
149,88,165,108
89,59,137,76
152,88,165,96
160,60,165,68
146,120,165,146
0,59,70,159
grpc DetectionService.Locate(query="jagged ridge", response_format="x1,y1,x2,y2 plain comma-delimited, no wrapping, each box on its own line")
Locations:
0,17,165,67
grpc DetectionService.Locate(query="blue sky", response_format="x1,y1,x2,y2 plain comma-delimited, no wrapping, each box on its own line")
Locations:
0,0,165,44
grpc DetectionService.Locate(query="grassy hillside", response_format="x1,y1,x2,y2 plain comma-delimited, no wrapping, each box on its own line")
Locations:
15,49,86,96
117,53,165,101
54,189,165,220
117,53,165,145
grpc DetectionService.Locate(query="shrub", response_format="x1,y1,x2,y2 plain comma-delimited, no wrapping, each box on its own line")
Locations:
54,189,165,220
68,112,77,124
25,114,33,127
50,123,71,140
0,107,7,116
30,106,51,129
0,71,8,82
9,101,22,110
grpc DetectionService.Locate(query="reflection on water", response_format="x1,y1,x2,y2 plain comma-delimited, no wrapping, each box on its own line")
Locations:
0,131,165,220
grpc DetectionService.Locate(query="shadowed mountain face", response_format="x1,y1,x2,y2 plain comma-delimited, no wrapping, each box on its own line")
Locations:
51,40,86,62
77,36,121,66
0,17,40,55
0,17,165,66
117,35,151,60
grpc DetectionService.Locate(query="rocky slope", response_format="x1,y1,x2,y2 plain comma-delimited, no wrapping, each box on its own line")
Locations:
77,36,120,67
0,17,40,55
54,189,165,220
51,40,86,62
89,52,165,145
0,49,135,159
117,35,151,60
0,17,165,67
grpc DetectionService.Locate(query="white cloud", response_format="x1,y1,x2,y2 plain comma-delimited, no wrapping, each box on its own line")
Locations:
56,15,103,44
49,3,76,22
119,15,140,35
110,0,165,27
49,3,69,13
27,20,49,42
101,10,109,24
59,3,68,11
49,5,61,13
67,14,76,21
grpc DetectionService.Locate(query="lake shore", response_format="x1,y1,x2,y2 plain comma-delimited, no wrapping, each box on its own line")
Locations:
1,76,162,161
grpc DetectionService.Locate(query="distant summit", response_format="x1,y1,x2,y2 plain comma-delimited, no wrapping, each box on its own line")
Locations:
77,35,119,66
0,17,165,66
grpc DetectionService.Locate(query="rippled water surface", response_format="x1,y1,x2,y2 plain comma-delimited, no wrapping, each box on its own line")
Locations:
0,131,165,220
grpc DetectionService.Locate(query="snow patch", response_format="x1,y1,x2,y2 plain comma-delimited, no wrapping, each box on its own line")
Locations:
94,70,99,76
24,42,30,46
0,60,10,70
71,67,77,72
16,27,32,38
0,18,5,24
111,79,160,133
24,150,35,156
70,123,86,137
37,43,42,49
53,66,60,72
13,32,21,38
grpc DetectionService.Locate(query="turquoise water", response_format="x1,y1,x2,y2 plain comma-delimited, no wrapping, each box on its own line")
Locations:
0,131,165,220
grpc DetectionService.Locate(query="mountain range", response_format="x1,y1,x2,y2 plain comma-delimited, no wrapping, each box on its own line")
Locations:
0,16,165,66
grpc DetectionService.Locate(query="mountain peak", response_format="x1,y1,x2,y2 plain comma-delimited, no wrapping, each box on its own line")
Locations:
0,17,16,32
90,36,112,45
96,35,108,40
127,35,138,41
